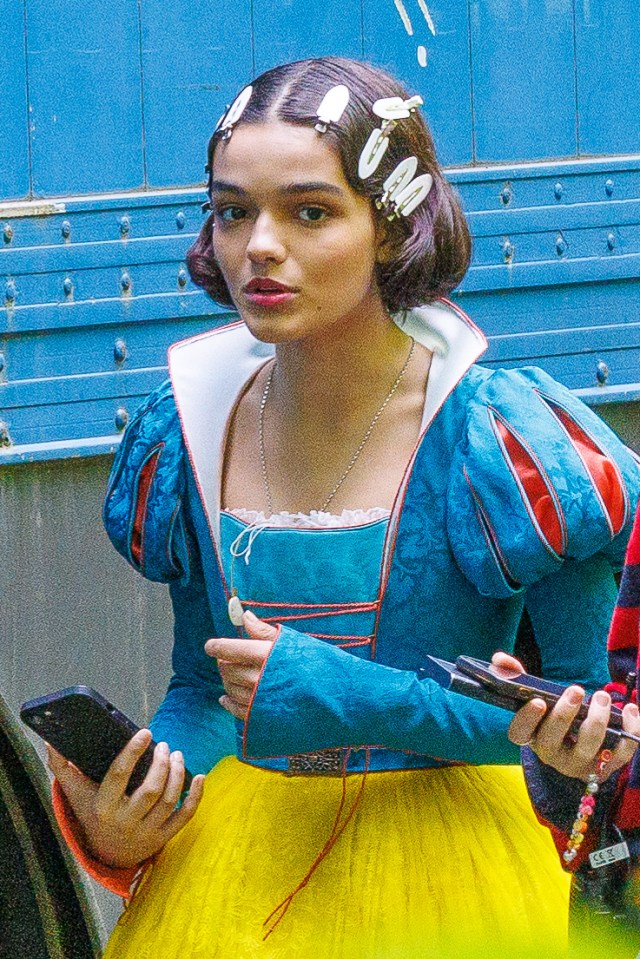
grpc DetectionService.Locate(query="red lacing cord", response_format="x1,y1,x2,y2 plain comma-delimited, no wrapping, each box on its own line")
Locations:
262,747,370,940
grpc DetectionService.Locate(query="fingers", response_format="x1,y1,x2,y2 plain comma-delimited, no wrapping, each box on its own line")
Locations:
47,745,98,810
143,750,188,826
507,698,548,746
491,652,525,677
126,741,172,817
533,686,585,758
161,774,206,841
219,694,247,720
242,610,279,641
205,637,273,663
97,729,153,808
217,660,262,691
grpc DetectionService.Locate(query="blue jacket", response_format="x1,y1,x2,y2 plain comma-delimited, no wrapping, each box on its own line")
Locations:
103,304,640,779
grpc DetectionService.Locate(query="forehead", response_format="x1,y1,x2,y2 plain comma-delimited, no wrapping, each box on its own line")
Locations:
211,121,351,192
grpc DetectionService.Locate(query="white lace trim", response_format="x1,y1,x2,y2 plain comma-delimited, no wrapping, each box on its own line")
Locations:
228,507,391,529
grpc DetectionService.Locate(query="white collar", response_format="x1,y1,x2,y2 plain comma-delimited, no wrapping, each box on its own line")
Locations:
169,301,487,543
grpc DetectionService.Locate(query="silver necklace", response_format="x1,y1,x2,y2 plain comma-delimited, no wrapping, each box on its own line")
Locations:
258,337,416,515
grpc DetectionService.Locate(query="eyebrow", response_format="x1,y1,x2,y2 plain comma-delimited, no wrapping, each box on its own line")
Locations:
209,179,346,198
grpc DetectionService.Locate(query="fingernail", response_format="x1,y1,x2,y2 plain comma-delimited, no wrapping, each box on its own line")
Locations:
594,691,610,707
243,610,258,623
567,688,584,705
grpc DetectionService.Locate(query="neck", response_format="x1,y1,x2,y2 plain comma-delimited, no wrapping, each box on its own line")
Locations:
270,301,411,426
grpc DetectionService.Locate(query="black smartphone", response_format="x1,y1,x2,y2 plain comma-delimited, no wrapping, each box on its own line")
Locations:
427,655,633,743
20,686,193,795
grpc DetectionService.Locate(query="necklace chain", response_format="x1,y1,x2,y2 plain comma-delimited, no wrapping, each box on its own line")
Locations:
259,337,416,515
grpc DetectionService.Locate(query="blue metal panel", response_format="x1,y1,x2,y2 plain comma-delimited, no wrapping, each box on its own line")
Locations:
140,0,253,188
0,4,30,200
252,0,363,74
575,1,640,156
363,1,473,166
470,0,577,162
25,0,144,195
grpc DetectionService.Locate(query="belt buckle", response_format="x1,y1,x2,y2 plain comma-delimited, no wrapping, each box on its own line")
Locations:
286,749,344,776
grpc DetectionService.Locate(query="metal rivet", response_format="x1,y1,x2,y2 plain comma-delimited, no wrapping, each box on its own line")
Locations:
502,239,514,261
5,281,16,303
120,272,131,292
63,276,73,296
177,268,188,288
605,179,614,197
0,353,5,373
556,234,567,256
61,219,71,239
500,185,512,206
176,211,186,230
0,421,11,447
554,182,563,200
596,361,609,385
3,224,13,243
607,232,616,251
114,338,127,363
115,407,129,431
119,215,130,237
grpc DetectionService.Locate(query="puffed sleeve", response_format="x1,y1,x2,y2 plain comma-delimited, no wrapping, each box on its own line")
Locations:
447,367,640,599
103,380,191,584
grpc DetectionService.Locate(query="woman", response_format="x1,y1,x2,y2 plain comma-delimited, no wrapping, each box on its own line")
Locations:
49,57,640,958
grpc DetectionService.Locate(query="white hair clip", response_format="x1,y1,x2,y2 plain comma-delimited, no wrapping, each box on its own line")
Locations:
218,85,253,140
372,95,423,121
315,85,350,133
358,129,390,179
376,156,418,209
358,94,424,181
387,173,433,218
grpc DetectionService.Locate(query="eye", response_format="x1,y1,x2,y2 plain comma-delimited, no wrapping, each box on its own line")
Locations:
298,206,328,224
215,205,246,223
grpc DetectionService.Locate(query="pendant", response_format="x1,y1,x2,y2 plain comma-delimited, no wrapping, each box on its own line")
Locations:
228,594,245,627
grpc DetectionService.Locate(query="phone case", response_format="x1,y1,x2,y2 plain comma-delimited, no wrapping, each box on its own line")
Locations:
20,686,192,795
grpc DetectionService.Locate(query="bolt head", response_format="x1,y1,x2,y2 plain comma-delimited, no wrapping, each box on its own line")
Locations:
605,179,614,196
554,182,563,199
120,272,131,291
176,211,186,229
607,232,616,250
5,282,16,302
113,338,127,363
596,361,609,385
3,224,13,243
63,277,73,296
119,215,130,236
61,220,71,239
177,268,188,288
115,408,130,431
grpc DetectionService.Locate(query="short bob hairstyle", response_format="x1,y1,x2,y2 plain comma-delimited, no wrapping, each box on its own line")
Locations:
187,56,471,314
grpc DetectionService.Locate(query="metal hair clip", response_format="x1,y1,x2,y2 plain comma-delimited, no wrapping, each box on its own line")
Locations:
315,84,350,133
218,85,253,140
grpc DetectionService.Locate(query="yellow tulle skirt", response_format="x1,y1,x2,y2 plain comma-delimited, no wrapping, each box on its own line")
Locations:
104,757,571,959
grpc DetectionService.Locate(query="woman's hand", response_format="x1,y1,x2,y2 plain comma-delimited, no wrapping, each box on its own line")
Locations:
491,652,640,782
49,731,205,868
205,610,277,720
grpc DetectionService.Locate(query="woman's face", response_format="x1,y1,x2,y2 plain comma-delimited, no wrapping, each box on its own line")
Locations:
209,121,387,343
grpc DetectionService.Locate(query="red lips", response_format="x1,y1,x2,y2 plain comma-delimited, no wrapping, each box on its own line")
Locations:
244,277,295,294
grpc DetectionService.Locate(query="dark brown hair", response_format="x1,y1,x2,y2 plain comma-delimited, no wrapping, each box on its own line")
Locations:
187,57,471,313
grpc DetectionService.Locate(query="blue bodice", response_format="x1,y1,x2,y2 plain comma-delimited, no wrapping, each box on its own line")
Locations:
219,512,389,659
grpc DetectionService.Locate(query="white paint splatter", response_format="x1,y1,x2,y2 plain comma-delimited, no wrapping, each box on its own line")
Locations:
417,45,428,67
416,0,437,35
393,0,414,36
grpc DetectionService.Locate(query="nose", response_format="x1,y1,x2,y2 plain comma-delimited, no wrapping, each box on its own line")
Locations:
246,212,286,265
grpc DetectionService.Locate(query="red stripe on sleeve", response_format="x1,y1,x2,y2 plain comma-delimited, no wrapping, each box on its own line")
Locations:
495,418,565,555
131,446,162,567
545,402,627,536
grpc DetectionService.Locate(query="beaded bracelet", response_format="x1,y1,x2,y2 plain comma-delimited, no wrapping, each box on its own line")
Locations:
563,748,612,863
